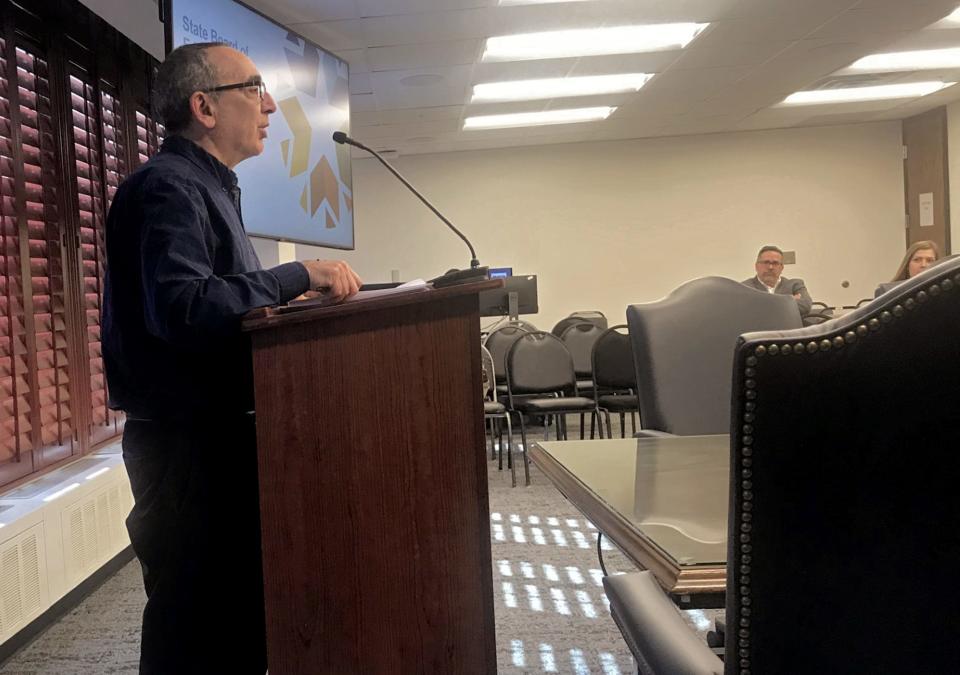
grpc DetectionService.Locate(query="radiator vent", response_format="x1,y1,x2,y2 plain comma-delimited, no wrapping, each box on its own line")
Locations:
63,485,132,585
0,525,45,637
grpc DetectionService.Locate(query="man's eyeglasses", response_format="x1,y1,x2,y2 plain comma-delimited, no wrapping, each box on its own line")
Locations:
205,79,266,100
757,260,783,267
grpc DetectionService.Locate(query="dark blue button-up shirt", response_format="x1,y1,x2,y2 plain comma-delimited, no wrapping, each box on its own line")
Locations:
102,136,309,420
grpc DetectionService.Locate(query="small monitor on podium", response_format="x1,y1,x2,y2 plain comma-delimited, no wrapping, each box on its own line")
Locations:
489,267,513,279
479,274,538,320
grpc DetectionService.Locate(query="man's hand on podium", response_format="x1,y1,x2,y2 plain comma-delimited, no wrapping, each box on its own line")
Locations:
301,259,362,303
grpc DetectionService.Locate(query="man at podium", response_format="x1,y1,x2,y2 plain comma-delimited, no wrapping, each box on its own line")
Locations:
102,43,360,674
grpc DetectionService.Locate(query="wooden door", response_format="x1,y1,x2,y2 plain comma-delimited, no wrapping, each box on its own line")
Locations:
903,107,950,253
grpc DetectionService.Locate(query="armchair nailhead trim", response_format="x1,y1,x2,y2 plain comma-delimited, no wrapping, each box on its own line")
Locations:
737,272,955,674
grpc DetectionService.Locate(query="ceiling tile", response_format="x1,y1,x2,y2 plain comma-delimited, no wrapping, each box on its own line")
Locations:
357,0,494,18
349,72,373,95
812,5,960,40
671,40,795,70
371,66,473,109
247,0,960,155
245,0,361,23
368,40,483,71
338,49,370,74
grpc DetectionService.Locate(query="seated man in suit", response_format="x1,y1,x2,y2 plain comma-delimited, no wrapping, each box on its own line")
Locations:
741,245,813,316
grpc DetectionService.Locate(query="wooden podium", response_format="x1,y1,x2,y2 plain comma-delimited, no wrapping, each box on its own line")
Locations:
242,280,499,674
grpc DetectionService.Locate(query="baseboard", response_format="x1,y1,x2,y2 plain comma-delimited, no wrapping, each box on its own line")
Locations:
0,545,136,665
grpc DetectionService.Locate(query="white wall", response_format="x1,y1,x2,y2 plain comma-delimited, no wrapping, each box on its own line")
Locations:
77,0,164,60
283,122,905,330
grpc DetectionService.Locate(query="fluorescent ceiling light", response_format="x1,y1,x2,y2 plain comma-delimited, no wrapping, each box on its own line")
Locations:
482,23,709,61
464,106,616,129
849,47,960,72
472,73,653,103
780,81,954,105
946,7,960,22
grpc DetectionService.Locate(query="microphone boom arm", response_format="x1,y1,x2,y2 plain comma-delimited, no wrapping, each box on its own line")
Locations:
334,133,480,269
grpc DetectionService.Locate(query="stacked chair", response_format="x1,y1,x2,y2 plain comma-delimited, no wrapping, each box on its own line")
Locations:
590,325,640,438
559,321,605,436
504,332,596,485
483,324,531,397
480,345,516,486
551,310,608,337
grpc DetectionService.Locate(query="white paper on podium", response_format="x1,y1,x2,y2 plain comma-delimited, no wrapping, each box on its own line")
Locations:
283,278,428,311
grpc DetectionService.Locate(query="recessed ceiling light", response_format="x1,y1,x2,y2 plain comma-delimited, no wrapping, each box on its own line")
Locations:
482,23,709,61
848,47,960,72
471,73,653,103
779,81,954,105
464,106,616,130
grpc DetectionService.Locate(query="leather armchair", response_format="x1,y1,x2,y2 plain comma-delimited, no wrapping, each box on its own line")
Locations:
626,277,802,436
605,257,960,673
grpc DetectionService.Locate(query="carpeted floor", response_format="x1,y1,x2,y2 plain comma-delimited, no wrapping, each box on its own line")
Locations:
0,430,716,674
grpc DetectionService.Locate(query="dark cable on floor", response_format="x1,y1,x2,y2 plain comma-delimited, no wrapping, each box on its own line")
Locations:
597,531,608,576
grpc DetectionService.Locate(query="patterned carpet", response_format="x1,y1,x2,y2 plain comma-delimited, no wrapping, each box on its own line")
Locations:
0,432,716,674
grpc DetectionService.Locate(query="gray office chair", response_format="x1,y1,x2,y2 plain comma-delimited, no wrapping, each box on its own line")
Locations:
505,332,596,485
483,325,529,397
626,276,802,436
591,325,640,438
604,255,960,674
560,321,605,435
551,311,607,336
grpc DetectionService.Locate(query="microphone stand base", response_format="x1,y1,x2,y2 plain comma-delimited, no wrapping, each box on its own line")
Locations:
429,266,490,288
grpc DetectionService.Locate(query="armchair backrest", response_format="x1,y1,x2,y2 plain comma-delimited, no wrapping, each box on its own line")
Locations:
726,257,960,673
626,276,802,435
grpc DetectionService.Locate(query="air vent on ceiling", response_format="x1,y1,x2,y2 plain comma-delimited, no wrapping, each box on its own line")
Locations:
810,73,902,90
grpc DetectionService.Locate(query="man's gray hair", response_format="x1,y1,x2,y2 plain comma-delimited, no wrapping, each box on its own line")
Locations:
153,42,223,135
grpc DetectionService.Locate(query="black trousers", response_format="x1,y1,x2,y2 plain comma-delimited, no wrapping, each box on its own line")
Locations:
122,415,267,675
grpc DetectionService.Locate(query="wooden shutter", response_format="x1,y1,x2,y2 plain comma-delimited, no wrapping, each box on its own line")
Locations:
0,32,79,481
16,44,74,467
0,0,161,489
69,72,117,445
0,35,35,478
135,109,163,166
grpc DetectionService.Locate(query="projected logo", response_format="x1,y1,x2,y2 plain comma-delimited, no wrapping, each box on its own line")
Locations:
276,35,352,230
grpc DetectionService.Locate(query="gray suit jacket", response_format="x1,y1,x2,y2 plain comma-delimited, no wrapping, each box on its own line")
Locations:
741,276,813,316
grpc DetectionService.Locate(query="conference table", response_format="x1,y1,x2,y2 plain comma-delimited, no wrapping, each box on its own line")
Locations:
530,435,729,609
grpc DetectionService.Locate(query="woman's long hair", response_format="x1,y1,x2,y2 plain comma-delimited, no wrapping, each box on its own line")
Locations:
892,240,940,281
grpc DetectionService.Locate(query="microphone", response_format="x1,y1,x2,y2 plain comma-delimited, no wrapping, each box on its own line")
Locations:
332,131,488,287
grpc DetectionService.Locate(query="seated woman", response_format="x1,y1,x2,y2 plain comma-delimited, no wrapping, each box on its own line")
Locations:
875,240,940,297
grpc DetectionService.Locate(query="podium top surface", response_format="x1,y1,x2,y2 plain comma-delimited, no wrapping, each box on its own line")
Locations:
242,278,501,332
